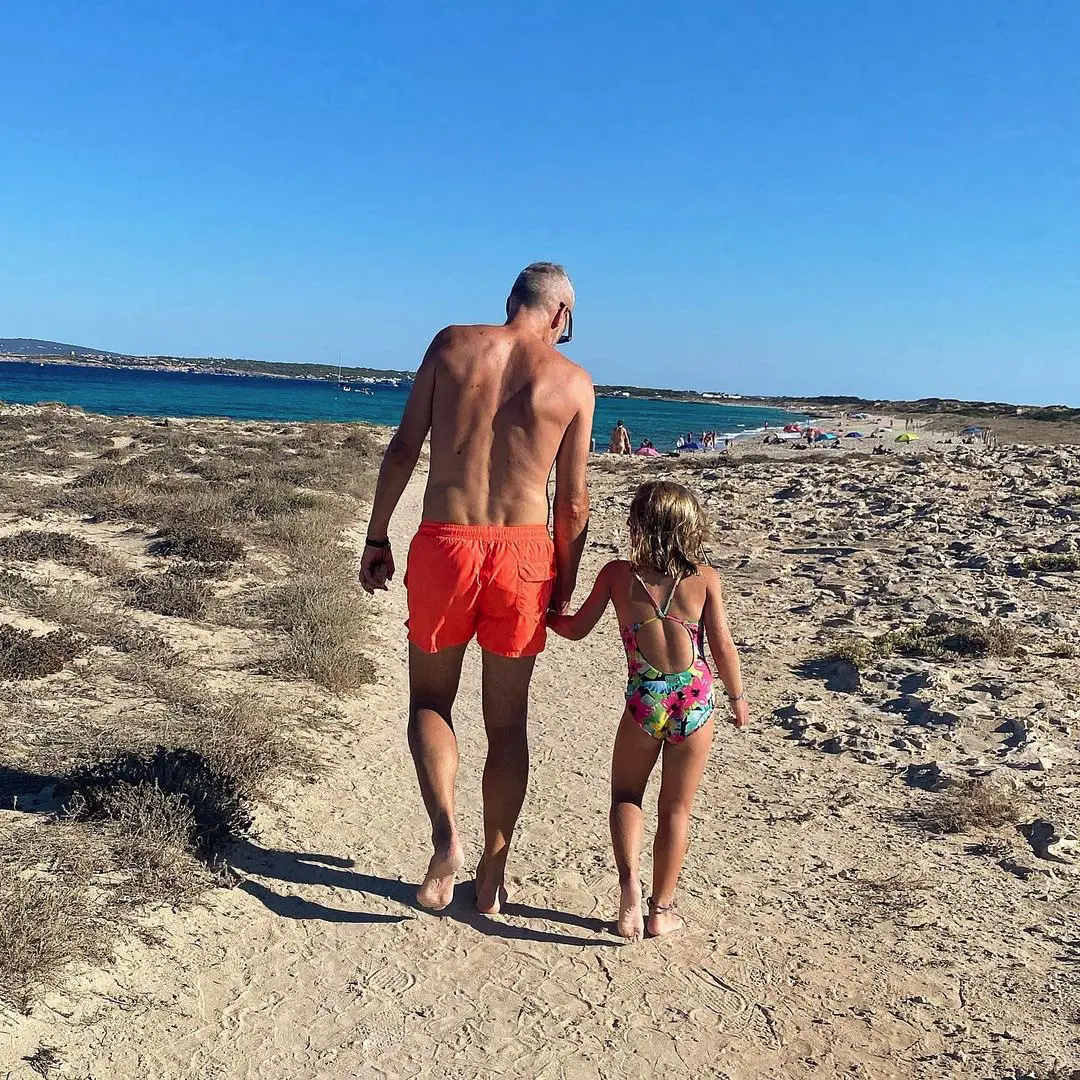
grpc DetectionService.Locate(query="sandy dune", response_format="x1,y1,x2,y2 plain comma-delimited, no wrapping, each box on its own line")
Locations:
4,441,1079,1080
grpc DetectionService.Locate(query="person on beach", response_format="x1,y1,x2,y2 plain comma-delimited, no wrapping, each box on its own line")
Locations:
547,481,749,940
359,262,594,913
609,420,631,455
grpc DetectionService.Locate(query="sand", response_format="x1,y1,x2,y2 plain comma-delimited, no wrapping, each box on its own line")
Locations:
3,426,1080,1079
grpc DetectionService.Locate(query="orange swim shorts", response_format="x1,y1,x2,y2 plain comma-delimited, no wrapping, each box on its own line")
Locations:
405,522,555,658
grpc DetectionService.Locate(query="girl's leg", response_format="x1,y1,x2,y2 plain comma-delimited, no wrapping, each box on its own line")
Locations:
610,708,663,941
648,715,715,936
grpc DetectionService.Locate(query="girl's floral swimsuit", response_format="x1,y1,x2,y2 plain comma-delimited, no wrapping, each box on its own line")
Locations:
621,571,715,743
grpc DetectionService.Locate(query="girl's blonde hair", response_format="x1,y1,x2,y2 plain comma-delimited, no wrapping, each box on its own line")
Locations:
627,480,710,578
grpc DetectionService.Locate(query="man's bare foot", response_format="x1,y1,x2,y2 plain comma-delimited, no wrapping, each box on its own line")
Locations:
617,878,644,942
474,853,510,914
416,841,465,911
646,896,683,937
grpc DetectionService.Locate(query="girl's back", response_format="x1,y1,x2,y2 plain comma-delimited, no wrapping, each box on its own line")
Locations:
610,560,708,676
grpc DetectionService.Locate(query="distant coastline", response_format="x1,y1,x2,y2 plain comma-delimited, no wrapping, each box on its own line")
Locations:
0,353,413,387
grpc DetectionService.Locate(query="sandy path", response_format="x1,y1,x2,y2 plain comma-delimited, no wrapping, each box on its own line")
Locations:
5,460,1074,1079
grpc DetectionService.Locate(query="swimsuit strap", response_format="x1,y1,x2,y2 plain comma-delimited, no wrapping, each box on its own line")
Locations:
632,569,682,620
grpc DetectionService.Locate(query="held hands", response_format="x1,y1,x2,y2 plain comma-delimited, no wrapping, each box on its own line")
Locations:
546,577,574,617
359,540,395,594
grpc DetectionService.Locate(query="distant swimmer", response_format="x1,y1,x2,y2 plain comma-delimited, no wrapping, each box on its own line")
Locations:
609,420,631,455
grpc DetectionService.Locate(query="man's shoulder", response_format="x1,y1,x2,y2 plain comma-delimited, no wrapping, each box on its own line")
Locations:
431,323,503,349
552,353,594,400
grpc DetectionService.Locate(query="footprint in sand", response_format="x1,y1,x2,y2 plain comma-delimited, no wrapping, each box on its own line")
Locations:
352,1006,406,1054
364,964,417,998
685,965,753,1030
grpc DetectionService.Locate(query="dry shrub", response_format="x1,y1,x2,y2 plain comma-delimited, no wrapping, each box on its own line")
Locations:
930,777,1031,833
0,624,81,680
62,747,251,862
124,573,211,619
0,529,123,577
262,574,375,693
186,455,247,482
823,616,1018,670
148,525,243,563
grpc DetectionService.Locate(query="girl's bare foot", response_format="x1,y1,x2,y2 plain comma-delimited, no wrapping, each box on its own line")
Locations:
474,853,510,914
617,878,644,942
416,841,465,911
646,896,683,937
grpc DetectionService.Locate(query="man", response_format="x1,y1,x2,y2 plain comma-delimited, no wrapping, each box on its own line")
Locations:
608,420,630,455
359,262,594,914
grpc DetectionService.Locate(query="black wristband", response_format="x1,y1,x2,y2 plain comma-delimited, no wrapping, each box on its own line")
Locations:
365,537,391,549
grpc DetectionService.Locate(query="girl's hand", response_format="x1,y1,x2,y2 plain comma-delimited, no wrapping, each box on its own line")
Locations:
728,696,749,730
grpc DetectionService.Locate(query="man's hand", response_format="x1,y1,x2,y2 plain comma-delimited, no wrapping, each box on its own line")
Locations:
359,542,395,594
547,576,574,616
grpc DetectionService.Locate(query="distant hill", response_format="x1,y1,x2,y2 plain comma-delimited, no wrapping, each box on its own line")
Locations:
0,337,413,382
0,338,123,358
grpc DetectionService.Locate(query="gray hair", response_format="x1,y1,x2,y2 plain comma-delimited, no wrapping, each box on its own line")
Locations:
508,262,575,312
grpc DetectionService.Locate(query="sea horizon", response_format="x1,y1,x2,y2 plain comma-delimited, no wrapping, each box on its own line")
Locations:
0,360,807,452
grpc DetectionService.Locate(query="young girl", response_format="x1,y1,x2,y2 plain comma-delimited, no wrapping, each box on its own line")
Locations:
548,480,749,941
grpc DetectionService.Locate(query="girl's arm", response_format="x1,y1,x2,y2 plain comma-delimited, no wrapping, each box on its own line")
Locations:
547,562,615,641
701,567,749,729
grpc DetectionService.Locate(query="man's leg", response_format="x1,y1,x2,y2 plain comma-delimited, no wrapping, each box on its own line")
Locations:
475,650,537,914
409,642,469,910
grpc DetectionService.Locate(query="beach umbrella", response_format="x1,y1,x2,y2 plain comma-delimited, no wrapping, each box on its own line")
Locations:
814,432,837,442
636,447,660,457
845,431,863,438
783,423,802,433
895,432,919,443
960,426,983,435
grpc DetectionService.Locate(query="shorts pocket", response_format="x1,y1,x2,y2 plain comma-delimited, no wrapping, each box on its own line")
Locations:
516,560,554,614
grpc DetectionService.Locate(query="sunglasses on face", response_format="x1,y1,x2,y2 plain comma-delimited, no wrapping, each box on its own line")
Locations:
557,304,573,345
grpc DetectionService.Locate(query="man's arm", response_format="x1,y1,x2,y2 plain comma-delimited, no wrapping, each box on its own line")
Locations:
550,374,594,613
358,332,442,593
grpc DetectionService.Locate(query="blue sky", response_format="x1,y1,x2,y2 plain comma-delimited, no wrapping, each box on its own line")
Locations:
2,1,1077,403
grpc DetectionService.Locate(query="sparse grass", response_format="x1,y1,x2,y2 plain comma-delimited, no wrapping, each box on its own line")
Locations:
261,574,375,693
929,776,1031,833
0,571,179,664
1023,552,1080,573
0,406,375,1007
0,823,111,1013
23,1043,65,1078
822,616,1018,670
229,475,318,520
124,573,211,619
0,624,82,680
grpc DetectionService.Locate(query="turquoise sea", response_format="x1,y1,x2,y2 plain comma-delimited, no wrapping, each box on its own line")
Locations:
0,362,805,452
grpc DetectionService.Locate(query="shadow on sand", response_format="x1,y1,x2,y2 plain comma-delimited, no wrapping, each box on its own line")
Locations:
228,840,620,947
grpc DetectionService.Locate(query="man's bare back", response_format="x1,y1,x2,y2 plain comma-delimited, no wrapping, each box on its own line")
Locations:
422,323,592,528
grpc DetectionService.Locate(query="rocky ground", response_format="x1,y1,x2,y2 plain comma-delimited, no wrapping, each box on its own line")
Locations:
587,438,1080,1075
